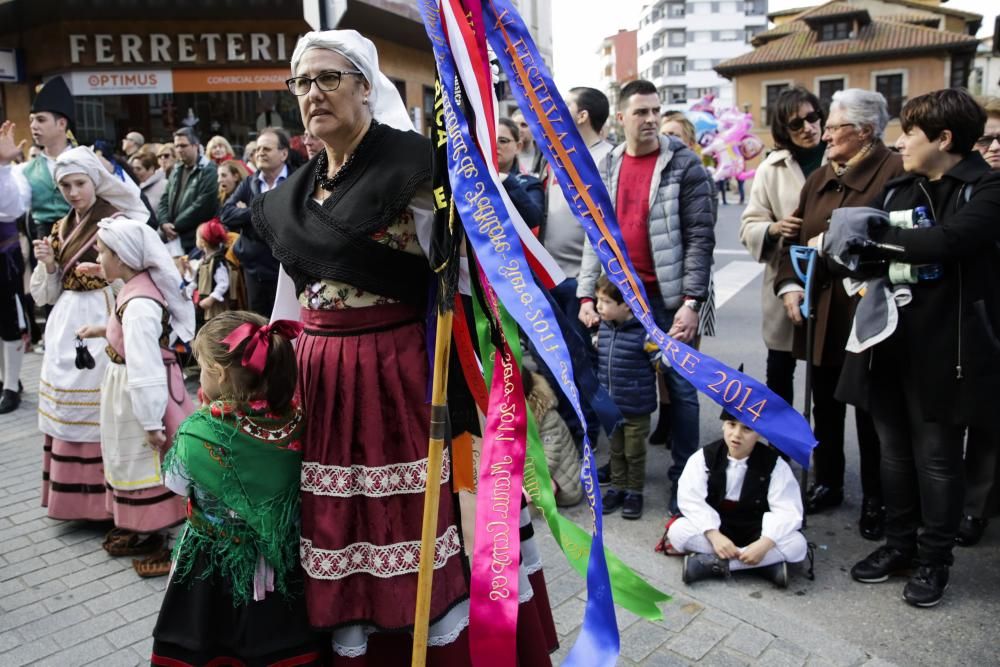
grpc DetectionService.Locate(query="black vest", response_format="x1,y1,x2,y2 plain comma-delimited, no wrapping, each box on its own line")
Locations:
252,122,433,306
703,439,779,547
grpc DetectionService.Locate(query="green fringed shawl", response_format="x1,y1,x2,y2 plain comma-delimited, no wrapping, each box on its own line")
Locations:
164,400,305,605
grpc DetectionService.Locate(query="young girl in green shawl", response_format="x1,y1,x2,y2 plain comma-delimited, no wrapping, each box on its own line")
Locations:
151,311,321,666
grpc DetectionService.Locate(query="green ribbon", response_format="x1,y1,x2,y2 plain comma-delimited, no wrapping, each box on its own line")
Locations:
468,279,670,620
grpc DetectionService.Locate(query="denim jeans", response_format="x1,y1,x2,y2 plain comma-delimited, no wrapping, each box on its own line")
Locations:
647,297,701,486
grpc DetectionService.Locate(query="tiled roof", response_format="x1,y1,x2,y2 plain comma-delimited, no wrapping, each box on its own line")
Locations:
718,18,980,76
753,7,942,44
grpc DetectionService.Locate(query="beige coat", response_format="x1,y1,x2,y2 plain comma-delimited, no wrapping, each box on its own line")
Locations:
739,149,805,351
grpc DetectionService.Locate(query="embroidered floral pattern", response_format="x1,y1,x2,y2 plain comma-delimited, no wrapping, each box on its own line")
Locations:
300,450,451,498
300,524,461,580
298,208,422,310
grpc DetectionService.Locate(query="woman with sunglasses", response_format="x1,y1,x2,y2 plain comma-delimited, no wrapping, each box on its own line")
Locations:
740,86,825,410
775,89,903,538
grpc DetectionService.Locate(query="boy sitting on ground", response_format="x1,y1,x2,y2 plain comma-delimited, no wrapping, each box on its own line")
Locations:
667,407,807,587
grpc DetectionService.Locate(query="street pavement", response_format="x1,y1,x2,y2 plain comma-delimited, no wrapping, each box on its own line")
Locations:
1,202,997,666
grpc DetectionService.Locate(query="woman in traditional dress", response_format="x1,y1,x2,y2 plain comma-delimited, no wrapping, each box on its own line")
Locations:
30,146,149,522
78,218,193,575
254,30,554,664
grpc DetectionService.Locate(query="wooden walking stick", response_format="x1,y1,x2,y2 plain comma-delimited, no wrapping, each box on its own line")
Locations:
412,304,455,667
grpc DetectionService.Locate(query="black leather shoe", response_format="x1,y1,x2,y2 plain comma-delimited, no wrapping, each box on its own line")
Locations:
804,485,843,515
851,546,915,583
0,389,20,414
859,497,886,541
757,561,789,589
0,380,23,394
903,564,949,608
682,553,729,584
602,489,625,515
955,515,988,547
597,463,611,486
622,492,643,520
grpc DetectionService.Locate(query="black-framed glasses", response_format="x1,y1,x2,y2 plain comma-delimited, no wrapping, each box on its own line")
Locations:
787,111,821,131
975,133,1000,148
286,70,364,96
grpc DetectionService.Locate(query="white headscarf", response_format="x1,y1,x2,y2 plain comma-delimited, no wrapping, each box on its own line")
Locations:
291,30,414,132
54,147,149,222
97,218,195,343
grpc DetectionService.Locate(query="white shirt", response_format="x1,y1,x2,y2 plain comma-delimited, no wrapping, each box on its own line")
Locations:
677,445,803,544
209,261,230,302
256,164,289,194
0,150,69,222
121,298,168,431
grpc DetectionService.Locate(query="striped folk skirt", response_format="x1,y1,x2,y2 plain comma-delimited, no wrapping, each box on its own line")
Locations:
41,436,112,521
296,303,471,664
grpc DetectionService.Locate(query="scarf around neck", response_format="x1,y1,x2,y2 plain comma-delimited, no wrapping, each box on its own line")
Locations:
164,399,304,604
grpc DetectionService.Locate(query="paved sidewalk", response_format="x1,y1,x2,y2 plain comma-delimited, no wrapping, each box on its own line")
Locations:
0,352,897,666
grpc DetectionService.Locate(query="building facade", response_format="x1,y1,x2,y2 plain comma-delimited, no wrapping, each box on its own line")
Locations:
715,0,982,146
597,29,638,111
0,0,553,150
637,0,768,111
972,35,1000,99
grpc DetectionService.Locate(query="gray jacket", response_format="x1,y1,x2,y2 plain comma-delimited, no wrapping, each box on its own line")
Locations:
577,135,716,309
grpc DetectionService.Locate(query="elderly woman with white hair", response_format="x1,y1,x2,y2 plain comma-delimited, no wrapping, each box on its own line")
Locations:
29,146,149,524
251,31,556,664
774,88,904,535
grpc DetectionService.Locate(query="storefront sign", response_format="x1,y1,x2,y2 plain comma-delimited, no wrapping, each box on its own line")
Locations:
68,33,296,65
172,68,288,92
55,68,290,95
62,69,173,95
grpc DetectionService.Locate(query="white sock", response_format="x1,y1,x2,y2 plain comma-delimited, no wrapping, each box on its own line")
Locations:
2,340,22,392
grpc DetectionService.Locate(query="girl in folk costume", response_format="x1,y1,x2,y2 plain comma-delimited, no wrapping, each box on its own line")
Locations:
78,218,195,576
194,220,233,320
29,146,149,522
151,312,320,666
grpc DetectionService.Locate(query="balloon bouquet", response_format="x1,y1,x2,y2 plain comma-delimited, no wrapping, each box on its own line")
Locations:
685,94,764,184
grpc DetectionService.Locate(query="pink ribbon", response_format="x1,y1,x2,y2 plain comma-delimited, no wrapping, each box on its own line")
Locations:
469,280,528,667
222,320,303,375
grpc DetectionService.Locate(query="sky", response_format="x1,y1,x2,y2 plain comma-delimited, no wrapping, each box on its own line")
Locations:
550,0,999,90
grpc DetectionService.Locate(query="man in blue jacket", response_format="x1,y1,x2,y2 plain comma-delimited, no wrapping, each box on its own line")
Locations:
578,79,717,516
220,127,293,317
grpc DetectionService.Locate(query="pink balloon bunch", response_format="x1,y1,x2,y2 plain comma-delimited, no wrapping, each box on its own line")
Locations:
698,106,764,182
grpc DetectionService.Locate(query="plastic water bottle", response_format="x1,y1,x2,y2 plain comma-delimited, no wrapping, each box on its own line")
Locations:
914,206,943,281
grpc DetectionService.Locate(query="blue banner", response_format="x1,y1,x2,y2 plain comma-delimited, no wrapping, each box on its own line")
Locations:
482,0,818,471
417,2,621,664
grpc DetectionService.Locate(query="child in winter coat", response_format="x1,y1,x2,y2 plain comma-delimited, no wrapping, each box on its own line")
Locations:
667,408,807,588
523,370,582,507
596,275,658,520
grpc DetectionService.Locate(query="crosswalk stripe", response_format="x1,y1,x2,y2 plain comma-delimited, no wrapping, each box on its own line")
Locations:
714,261,765,309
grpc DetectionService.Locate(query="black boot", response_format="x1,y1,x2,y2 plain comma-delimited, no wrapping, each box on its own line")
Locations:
648,403,672,448
622,492,644,520
601,488,625,515
859,497,886,541
597,463,611,486
682,553,729,584
903,564,949,608
0,389,20,414
850,546,916,583
955,515,988,547
804,484,843,514
757,561,789,589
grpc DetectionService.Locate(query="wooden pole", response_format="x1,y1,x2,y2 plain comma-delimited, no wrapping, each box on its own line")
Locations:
412,308,455,667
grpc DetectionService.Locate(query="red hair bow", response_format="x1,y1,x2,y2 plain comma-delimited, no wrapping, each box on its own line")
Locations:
222,320,303,375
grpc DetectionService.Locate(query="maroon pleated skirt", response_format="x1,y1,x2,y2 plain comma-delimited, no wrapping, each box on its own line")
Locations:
296,304,469,636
